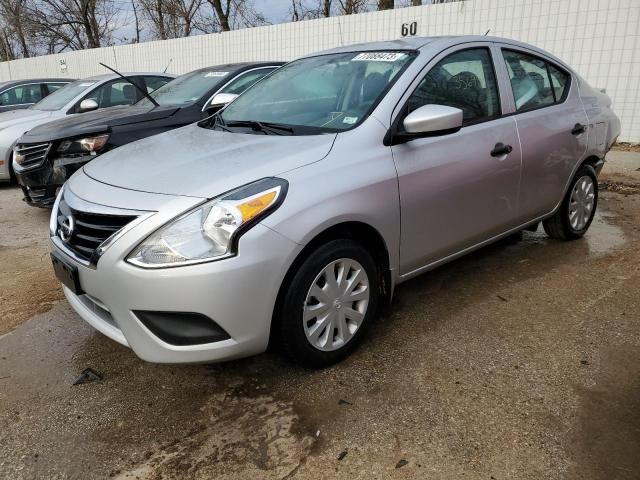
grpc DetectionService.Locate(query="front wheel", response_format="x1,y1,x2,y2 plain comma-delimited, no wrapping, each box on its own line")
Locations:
278,239,380,368
543,164,598,240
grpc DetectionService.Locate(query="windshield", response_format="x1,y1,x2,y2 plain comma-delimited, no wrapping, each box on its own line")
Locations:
216,51,415,135
138,70,232,107
32,80,97,111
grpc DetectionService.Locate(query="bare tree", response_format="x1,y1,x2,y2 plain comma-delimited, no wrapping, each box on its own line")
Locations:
201,0,267,32
290,0,332,21
131,0,142,42
207,0,231,30
27,0,122,51
377,0,393,9
322,0,331,16
0,0,34,58
338,0,366,15
138,0,202,39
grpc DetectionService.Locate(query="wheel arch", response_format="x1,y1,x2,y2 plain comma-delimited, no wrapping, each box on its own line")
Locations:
269,220,393,349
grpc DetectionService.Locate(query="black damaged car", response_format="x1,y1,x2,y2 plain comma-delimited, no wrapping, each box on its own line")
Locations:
14,62,282,207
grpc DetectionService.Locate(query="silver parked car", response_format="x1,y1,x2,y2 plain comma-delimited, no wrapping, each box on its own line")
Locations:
0,78,74,113
0,72,174,184
50,36,620,367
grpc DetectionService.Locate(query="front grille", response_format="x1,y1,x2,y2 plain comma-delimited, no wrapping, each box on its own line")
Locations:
13,142,51,170
57,197,138,261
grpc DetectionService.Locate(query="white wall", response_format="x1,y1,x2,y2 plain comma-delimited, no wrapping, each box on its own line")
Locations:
1,0,638,141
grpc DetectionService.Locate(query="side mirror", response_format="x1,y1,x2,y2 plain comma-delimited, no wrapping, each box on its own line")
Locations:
403,104,463,135
206,93,238,112
79,99,99,113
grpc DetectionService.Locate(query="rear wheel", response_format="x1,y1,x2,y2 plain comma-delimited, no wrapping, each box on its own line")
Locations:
279,239,379,368
543,164,597,240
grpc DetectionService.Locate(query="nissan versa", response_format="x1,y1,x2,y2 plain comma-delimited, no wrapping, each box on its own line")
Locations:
15,62,282,207
50,36,620,367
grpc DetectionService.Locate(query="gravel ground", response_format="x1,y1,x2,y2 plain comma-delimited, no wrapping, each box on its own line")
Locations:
0,151,639,479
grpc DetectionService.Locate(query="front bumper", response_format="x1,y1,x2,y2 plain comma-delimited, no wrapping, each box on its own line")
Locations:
52,212,302,364
16,154,93,207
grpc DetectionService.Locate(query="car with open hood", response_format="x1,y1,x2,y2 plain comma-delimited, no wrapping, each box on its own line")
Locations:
0,72,174,187
14,63,282,207
49,36,620,367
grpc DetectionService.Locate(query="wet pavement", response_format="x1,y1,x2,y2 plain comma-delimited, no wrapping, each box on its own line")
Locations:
1,152,639,479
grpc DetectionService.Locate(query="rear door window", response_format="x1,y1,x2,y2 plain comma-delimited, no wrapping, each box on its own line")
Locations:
0,83,43,106
502,49,571,112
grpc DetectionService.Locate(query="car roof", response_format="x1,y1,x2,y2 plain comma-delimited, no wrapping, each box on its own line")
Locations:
316,35,570,70
81,72,177,82
187,62,285,75
0,78,75,90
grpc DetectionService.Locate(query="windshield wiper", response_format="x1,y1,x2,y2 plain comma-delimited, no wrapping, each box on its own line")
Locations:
225,120,294,135
99,62,160,107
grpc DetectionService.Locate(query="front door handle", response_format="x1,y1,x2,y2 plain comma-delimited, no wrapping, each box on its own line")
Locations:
571,123,586,135
491,142,513,157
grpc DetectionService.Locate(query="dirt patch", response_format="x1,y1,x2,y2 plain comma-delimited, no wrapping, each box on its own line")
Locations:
0,246,63,335
115,393,314,480
612,142,640,153
599,180,640,195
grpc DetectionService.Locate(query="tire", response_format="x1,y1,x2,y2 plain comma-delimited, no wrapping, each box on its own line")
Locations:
7,151,16,185
278,239,380,368
543,164,598,240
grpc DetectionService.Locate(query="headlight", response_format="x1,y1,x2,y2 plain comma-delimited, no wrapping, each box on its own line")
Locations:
127,177,288,268
57,134,109,155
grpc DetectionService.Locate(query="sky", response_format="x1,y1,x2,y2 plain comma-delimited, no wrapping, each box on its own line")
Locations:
115,0,434,43
253,0,295,23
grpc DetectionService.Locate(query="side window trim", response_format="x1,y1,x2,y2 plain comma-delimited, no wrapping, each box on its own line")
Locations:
499,46,572,115
201,66,277,112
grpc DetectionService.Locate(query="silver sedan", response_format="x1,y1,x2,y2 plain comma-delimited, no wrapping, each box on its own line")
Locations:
49,36,620,367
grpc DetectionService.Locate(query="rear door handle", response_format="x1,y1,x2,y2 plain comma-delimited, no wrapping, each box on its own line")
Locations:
490,142,513,157
571,123,586,135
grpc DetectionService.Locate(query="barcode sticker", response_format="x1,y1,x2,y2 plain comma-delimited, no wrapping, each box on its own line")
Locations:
352,52,406,62
205,71,229,77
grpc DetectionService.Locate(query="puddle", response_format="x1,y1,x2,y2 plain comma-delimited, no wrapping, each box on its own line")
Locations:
584,211,626,256
512,210,626,258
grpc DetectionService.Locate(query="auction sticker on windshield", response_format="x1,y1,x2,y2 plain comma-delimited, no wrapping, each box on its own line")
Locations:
205,71,229,77
352,52,407,62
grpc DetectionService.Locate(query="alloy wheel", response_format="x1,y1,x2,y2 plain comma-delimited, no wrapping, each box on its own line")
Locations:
569,175,596,230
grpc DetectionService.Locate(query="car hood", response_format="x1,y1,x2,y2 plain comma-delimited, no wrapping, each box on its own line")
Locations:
0,109,56,131
21,105,180,142
83,124,337,198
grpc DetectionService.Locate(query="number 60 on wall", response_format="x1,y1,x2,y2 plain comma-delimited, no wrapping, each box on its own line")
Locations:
401,22,418,37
